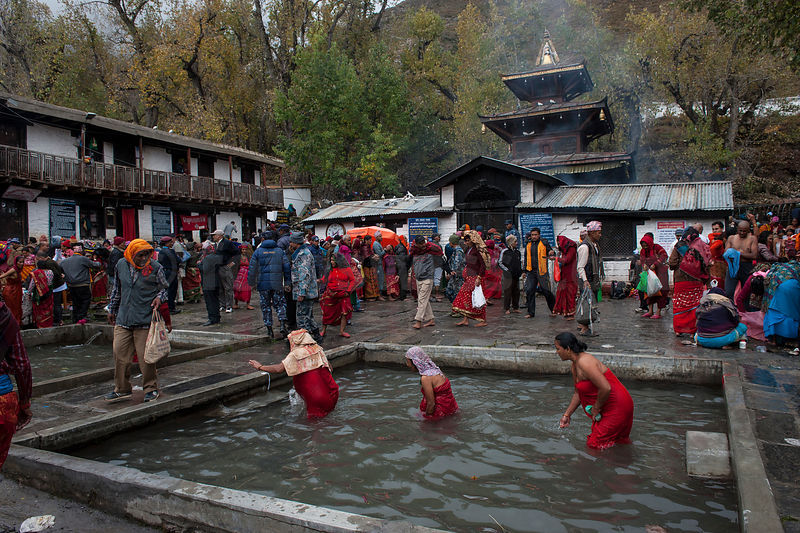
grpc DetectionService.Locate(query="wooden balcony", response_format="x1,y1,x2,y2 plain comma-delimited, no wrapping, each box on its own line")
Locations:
0,144,283,209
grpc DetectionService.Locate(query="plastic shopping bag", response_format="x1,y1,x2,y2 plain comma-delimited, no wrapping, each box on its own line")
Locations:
646,269,662,297
636,271,648,293
575,287,598,327
472,284,487,308
144,310,171,364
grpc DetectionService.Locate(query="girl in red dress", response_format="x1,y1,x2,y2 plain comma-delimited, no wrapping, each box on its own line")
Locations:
405,346,458,419
555,332,634,449
248,329,339,419
319,253,355,338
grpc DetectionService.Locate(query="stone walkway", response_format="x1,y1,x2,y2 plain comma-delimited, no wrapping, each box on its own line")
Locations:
4,294,799,531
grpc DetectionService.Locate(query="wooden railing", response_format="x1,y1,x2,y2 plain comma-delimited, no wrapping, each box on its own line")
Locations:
0,144,279,207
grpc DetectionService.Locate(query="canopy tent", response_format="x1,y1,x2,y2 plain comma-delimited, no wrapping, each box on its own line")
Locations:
347,226,401,247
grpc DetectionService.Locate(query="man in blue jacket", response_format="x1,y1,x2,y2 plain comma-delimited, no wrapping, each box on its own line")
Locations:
248,231,291,338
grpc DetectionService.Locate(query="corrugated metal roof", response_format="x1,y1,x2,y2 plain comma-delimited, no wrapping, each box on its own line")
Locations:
517,181,733,212
304,195,447,222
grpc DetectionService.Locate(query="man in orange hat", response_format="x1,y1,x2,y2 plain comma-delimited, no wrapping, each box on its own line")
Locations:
106,239,168,403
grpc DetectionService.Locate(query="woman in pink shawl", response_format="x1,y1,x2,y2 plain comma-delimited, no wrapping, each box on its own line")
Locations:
405,346,458,419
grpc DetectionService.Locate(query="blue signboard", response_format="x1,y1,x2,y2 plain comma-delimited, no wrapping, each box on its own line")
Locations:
519,213,555,245
408,217,438,241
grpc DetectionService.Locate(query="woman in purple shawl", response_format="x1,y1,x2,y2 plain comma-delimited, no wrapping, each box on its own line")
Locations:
405,347,459,419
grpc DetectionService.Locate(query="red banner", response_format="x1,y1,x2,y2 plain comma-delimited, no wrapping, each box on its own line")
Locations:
181,214,208,231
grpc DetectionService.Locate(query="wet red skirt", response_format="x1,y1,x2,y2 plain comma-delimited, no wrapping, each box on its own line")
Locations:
575,369,634,449
420,378,459,419
293,367,339,418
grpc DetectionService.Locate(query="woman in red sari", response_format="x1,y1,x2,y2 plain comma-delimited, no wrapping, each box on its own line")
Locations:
555,332,634,449
453,230,490,327
0,252,23,324
405,346,458,419
482,239,503,300
639,233,669,319
553,236,578,319
248,329,339,418
319,253,355,338
27,260,54,328
233,244,255,309
668,227,710,336
90,248,109,309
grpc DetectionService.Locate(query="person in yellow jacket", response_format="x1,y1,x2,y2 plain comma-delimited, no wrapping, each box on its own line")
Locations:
522,228,556,318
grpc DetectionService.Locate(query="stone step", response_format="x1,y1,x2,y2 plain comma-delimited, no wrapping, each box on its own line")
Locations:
686,430,732,478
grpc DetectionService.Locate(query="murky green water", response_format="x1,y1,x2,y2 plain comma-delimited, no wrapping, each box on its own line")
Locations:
76,365,737,532
28,343,115,380
28,342,187,380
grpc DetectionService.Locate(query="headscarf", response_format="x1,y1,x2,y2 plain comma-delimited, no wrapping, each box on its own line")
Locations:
332,252,349,269
639,234,664,260
463,230,490,269
282,329,331,377
124,239,153,269
405,346,442,376
557,235,576,253
449,234,460,246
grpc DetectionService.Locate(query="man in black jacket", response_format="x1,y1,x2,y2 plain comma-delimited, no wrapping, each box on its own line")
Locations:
211,229,240,313
158,236,181,314
499,234,522,313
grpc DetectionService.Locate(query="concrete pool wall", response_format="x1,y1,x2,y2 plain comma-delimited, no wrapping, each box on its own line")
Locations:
23,324,264,397
4,342,784,532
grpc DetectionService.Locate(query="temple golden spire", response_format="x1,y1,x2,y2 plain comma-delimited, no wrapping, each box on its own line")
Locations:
536,29,560,66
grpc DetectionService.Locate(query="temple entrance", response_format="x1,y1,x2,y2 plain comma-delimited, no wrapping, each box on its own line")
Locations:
456,179,516,235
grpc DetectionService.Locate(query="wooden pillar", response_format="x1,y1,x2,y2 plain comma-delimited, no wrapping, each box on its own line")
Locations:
228,155,233,202
80,124,86,185
138,137,144,191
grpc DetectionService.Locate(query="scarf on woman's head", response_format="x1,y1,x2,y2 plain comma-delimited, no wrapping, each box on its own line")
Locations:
405,346,442,376
463,230,490,269
639,234,661,259
123,239,153,269
557,235,576,253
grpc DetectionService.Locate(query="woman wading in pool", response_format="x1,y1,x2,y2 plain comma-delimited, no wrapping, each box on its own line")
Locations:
555,332,634,449
248,329,339,418
405,347,458,419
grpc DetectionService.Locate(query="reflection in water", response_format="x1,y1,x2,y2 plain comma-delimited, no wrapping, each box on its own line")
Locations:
76,366,738,532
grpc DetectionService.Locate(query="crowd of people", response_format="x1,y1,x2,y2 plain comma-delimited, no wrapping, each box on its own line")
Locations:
629,214,799,349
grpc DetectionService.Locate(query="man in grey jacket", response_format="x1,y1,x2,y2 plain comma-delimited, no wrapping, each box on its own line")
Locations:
60,252,101,324
409,236,443,329
105,240,168,403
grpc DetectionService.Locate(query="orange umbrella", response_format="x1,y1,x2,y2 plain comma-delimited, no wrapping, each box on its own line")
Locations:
347,226,401,247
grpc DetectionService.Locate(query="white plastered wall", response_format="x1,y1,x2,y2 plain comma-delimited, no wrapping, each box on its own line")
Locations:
27,197,50,238
215,212,242,239
283,187,311,213
214,159,241,183
142,146,172,172
26,124,77,158
138,205,153,241
440,185,455,209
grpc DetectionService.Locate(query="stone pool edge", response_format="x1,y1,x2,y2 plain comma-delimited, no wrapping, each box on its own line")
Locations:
3,445,444,533
31,331,266,397
7,342,784,533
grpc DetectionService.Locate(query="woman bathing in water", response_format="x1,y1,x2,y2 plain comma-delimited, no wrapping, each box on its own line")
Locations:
405,347,458,419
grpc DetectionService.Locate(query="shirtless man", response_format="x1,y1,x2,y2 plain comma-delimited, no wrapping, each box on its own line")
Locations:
724,216,758,299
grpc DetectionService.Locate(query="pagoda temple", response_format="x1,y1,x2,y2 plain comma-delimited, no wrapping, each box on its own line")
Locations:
479,31,634,184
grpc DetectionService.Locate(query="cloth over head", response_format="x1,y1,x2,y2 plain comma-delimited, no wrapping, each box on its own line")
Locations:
113,236,125,246
283,329,332,377
405,347,442,376
462,229,491,269
123,239,153,269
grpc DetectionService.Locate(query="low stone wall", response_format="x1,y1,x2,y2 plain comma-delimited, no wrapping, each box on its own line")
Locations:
4,446,442,533
360,343,723,385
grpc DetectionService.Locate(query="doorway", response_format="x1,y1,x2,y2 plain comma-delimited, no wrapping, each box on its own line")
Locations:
0,199,27,241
